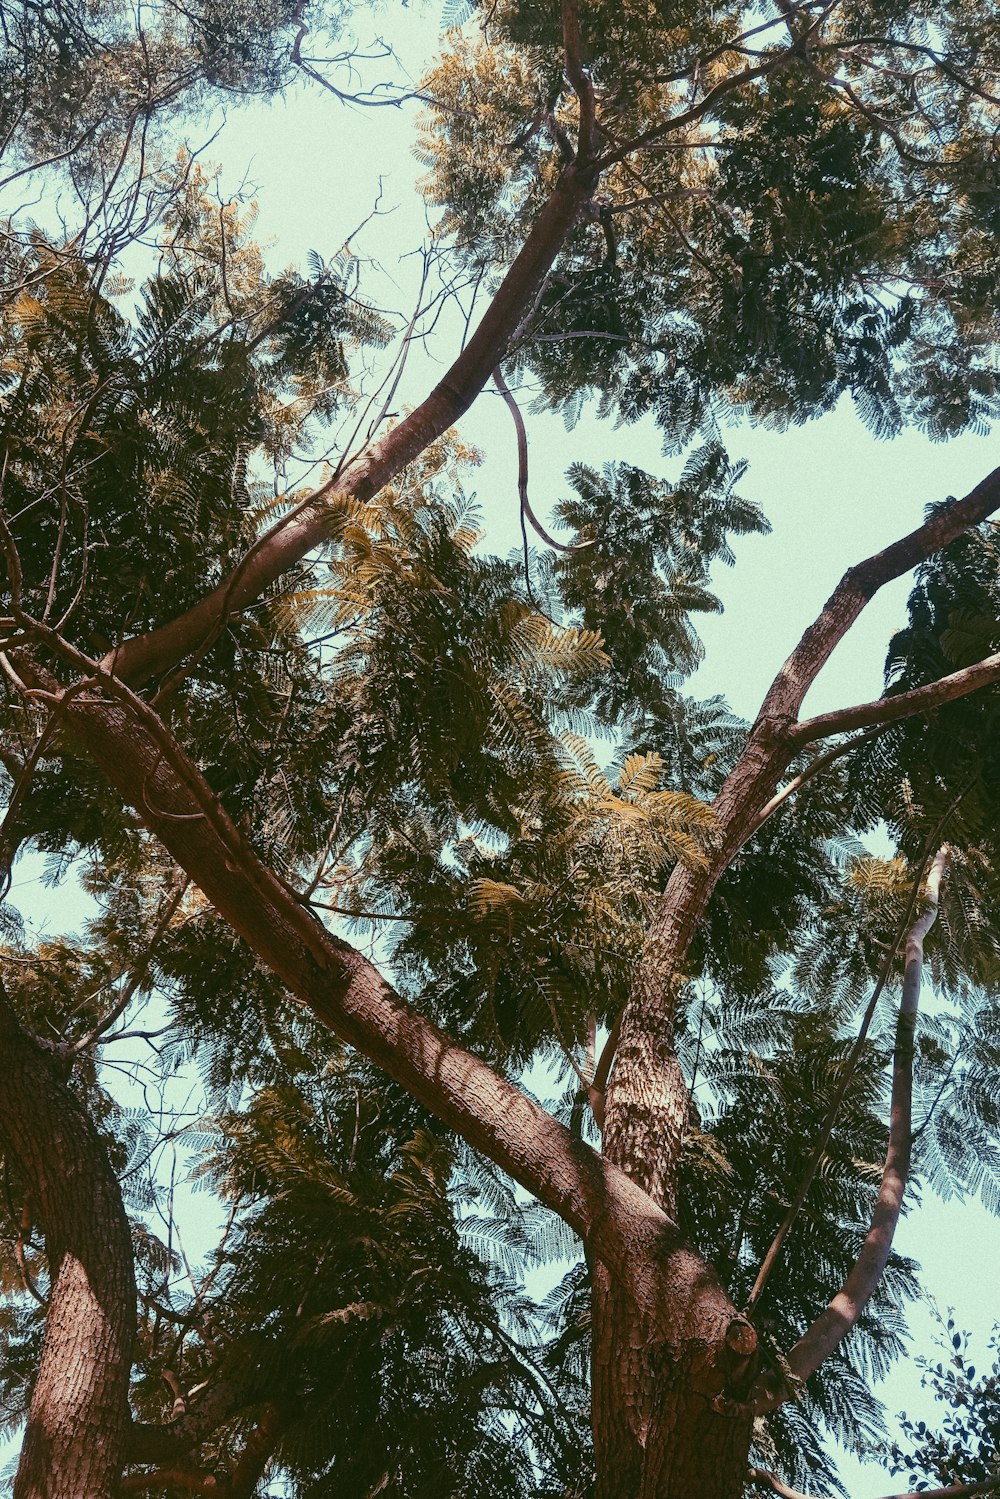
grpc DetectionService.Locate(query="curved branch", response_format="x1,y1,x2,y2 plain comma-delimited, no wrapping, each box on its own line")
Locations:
602,466,1000,1212
753,847,950,1411
70,875,188,1054
126,1375,255,1465
748,726,884,835
749,1463,1000,1499
759,471,1000,730
9,654,739,1347
102,161,597,690
746,811,956,1314
492,366,583,553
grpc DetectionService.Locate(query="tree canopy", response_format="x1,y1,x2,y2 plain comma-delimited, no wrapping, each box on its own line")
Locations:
2,1,1000,1497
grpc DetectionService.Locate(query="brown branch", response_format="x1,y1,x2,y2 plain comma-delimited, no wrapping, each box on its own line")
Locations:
227,1403,283,1499
746,819,955,1316
602,466,1000,1212
753,847,950,1411
101,158,599,691
8,654,738,1349
749,1463,1000,1499
119,1467,222,1495
596,50,787,170
791,651,1000,745
758,469,1000,730
127,1375,254,1465
70,875,189,1054
748,726,885,835
492,366,583,553
588,1013,620,1129
561,0,597,161
13,1201,48,1308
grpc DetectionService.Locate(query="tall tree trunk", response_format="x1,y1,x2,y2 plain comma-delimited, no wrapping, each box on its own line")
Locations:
592,1263,755,1499
593,1032,757,1499
0,985,135,1499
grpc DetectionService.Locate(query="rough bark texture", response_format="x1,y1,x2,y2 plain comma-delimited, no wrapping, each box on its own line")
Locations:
592,1262,756,1499
31,673,739,1340
18,466,998,1499
0,986,135,1499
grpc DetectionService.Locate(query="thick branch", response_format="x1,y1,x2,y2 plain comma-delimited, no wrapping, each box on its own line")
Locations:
602,469,1000,1196
561,0,597,160
759,469,1000,727
119,1469,220,1495
753,848,949,1410
103,163,596,690
791,652,1000,745
126,1376,254,1465
0,982,136,1499
27,664,737,1344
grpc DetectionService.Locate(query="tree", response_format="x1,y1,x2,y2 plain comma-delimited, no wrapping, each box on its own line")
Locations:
3,0,1000,1495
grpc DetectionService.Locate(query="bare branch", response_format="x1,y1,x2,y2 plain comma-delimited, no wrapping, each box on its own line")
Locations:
754,848,950,1410
69,876,189,1055
749,1463,1000,1499
493,365,586,553
748,727,885,835
746,812,959,1316
758,469,1000,729
792,652,1000,745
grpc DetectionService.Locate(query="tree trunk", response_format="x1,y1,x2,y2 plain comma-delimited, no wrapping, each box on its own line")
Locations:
593,1042,757,1499
591,1256,756,1499
0,985,135,1499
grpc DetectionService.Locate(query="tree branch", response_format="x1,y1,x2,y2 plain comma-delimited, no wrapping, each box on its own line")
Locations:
601,469,1000,1210
8,653,738,1348
101,161,598,690
758,471,1000,729
748,726,884,835
492,365,583,553
561,0,597,161
127,1375,255,1466
753,847,950,1410
746,815,957,1316
70,875,189,1054
791,652,1000,745
749,1463,1000,1499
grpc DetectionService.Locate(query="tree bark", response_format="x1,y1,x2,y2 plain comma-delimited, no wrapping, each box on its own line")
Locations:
0,985,135,1499
592,1260,756,1499
590,471,1000,1494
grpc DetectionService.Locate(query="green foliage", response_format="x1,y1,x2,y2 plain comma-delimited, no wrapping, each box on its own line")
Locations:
4,2,1000,1495
890,1319,1000,1491
420,4,1000,445
552,445,768,717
